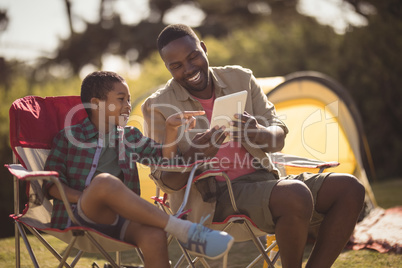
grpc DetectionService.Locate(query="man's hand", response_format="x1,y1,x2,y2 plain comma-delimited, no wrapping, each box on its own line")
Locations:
230,111,285,152
183,126,228,162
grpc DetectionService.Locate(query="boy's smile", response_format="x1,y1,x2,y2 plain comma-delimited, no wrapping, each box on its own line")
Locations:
92,82,132,132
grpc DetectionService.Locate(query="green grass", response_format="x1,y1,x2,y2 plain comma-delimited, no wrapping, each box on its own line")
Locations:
1,179,401,267
370,179,402,209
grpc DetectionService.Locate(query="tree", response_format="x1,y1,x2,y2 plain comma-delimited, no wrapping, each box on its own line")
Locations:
335,0,402,178
0,9,11,89
39,0,300,77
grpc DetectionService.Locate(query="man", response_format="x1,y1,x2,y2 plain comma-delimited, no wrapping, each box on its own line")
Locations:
142,24,365,267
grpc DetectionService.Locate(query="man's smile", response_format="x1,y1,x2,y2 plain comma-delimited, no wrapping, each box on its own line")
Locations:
187,71,201,83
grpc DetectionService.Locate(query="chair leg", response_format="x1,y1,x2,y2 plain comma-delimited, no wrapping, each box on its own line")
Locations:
15,222,21,268
13,167,21,268
25,225,73,268
24,225,77,268
16,222,39,268
135,248,144,264
270,250,280,266
248,240,279,268
115,251,120,266
174,243,196,268
242,222,275,268
115,245,144,267
58,235,79,268
70,250,84,267
222,253,228,268
197,257,211,268
84,232,120,268
174,241,212,268
174,254,188,268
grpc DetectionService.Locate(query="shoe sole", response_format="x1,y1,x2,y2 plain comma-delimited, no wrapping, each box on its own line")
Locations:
185,237,234,260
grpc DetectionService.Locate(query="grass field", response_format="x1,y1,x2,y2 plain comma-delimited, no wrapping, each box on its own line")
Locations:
1,179,401,267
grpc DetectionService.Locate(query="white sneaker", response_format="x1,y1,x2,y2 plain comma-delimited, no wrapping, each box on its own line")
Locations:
179,216,234,259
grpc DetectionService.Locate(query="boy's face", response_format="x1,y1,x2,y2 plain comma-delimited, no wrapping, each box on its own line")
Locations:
160,35,211,98
93,82,132,131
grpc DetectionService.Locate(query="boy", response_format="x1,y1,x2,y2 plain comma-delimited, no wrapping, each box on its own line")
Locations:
44,71,233,267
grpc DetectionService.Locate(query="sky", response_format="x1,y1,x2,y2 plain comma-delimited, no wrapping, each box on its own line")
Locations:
0,0,367,74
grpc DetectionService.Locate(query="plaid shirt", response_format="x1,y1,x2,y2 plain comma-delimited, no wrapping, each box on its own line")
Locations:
44,117,163,229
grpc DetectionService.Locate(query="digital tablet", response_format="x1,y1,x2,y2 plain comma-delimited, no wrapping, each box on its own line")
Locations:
210,90,248,142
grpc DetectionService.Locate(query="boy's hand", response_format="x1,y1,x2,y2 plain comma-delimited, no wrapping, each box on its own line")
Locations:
166,111,205,131
163,111,206,159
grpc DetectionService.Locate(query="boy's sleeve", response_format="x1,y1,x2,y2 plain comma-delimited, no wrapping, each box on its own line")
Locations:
43,130,69,198
126,127,163,166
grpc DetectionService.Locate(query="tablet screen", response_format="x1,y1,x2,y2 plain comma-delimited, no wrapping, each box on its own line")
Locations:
210,90,248,142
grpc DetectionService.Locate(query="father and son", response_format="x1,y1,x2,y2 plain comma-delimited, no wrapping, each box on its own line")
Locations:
44,24,365,267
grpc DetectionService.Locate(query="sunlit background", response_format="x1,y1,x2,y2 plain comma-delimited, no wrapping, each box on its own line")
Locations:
0,0,369,78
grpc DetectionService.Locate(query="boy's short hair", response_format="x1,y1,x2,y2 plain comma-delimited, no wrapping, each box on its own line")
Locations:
157,24,200,52
81,71,126,117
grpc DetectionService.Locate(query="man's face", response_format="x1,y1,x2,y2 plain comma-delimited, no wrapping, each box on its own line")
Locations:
160,36,211,98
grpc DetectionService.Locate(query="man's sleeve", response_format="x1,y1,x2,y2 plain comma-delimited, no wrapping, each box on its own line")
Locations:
249,74,289,134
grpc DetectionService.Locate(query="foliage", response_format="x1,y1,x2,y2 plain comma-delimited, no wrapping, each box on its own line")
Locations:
37,0,300,77
0,8,8,32
132,12,343,93
129,51,171,107
334,0,402,178
205,16,342,78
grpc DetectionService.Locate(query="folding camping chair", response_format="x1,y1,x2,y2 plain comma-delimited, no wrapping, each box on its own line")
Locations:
151,153,339,268
6,96,144,268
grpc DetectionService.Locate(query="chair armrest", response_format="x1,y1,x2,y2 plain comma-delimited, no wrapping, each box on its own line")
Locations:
148,159,240,216
270,152,340,173
174,161,204,217
150,159,218,173
6,163,59,179
5,164,81,226
154,161,240,217
158,153,340,219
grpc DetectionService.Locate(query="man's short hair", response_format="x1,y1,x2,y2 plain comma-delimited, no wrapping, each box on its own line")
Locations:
81,71,126,117
157,24,200,52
